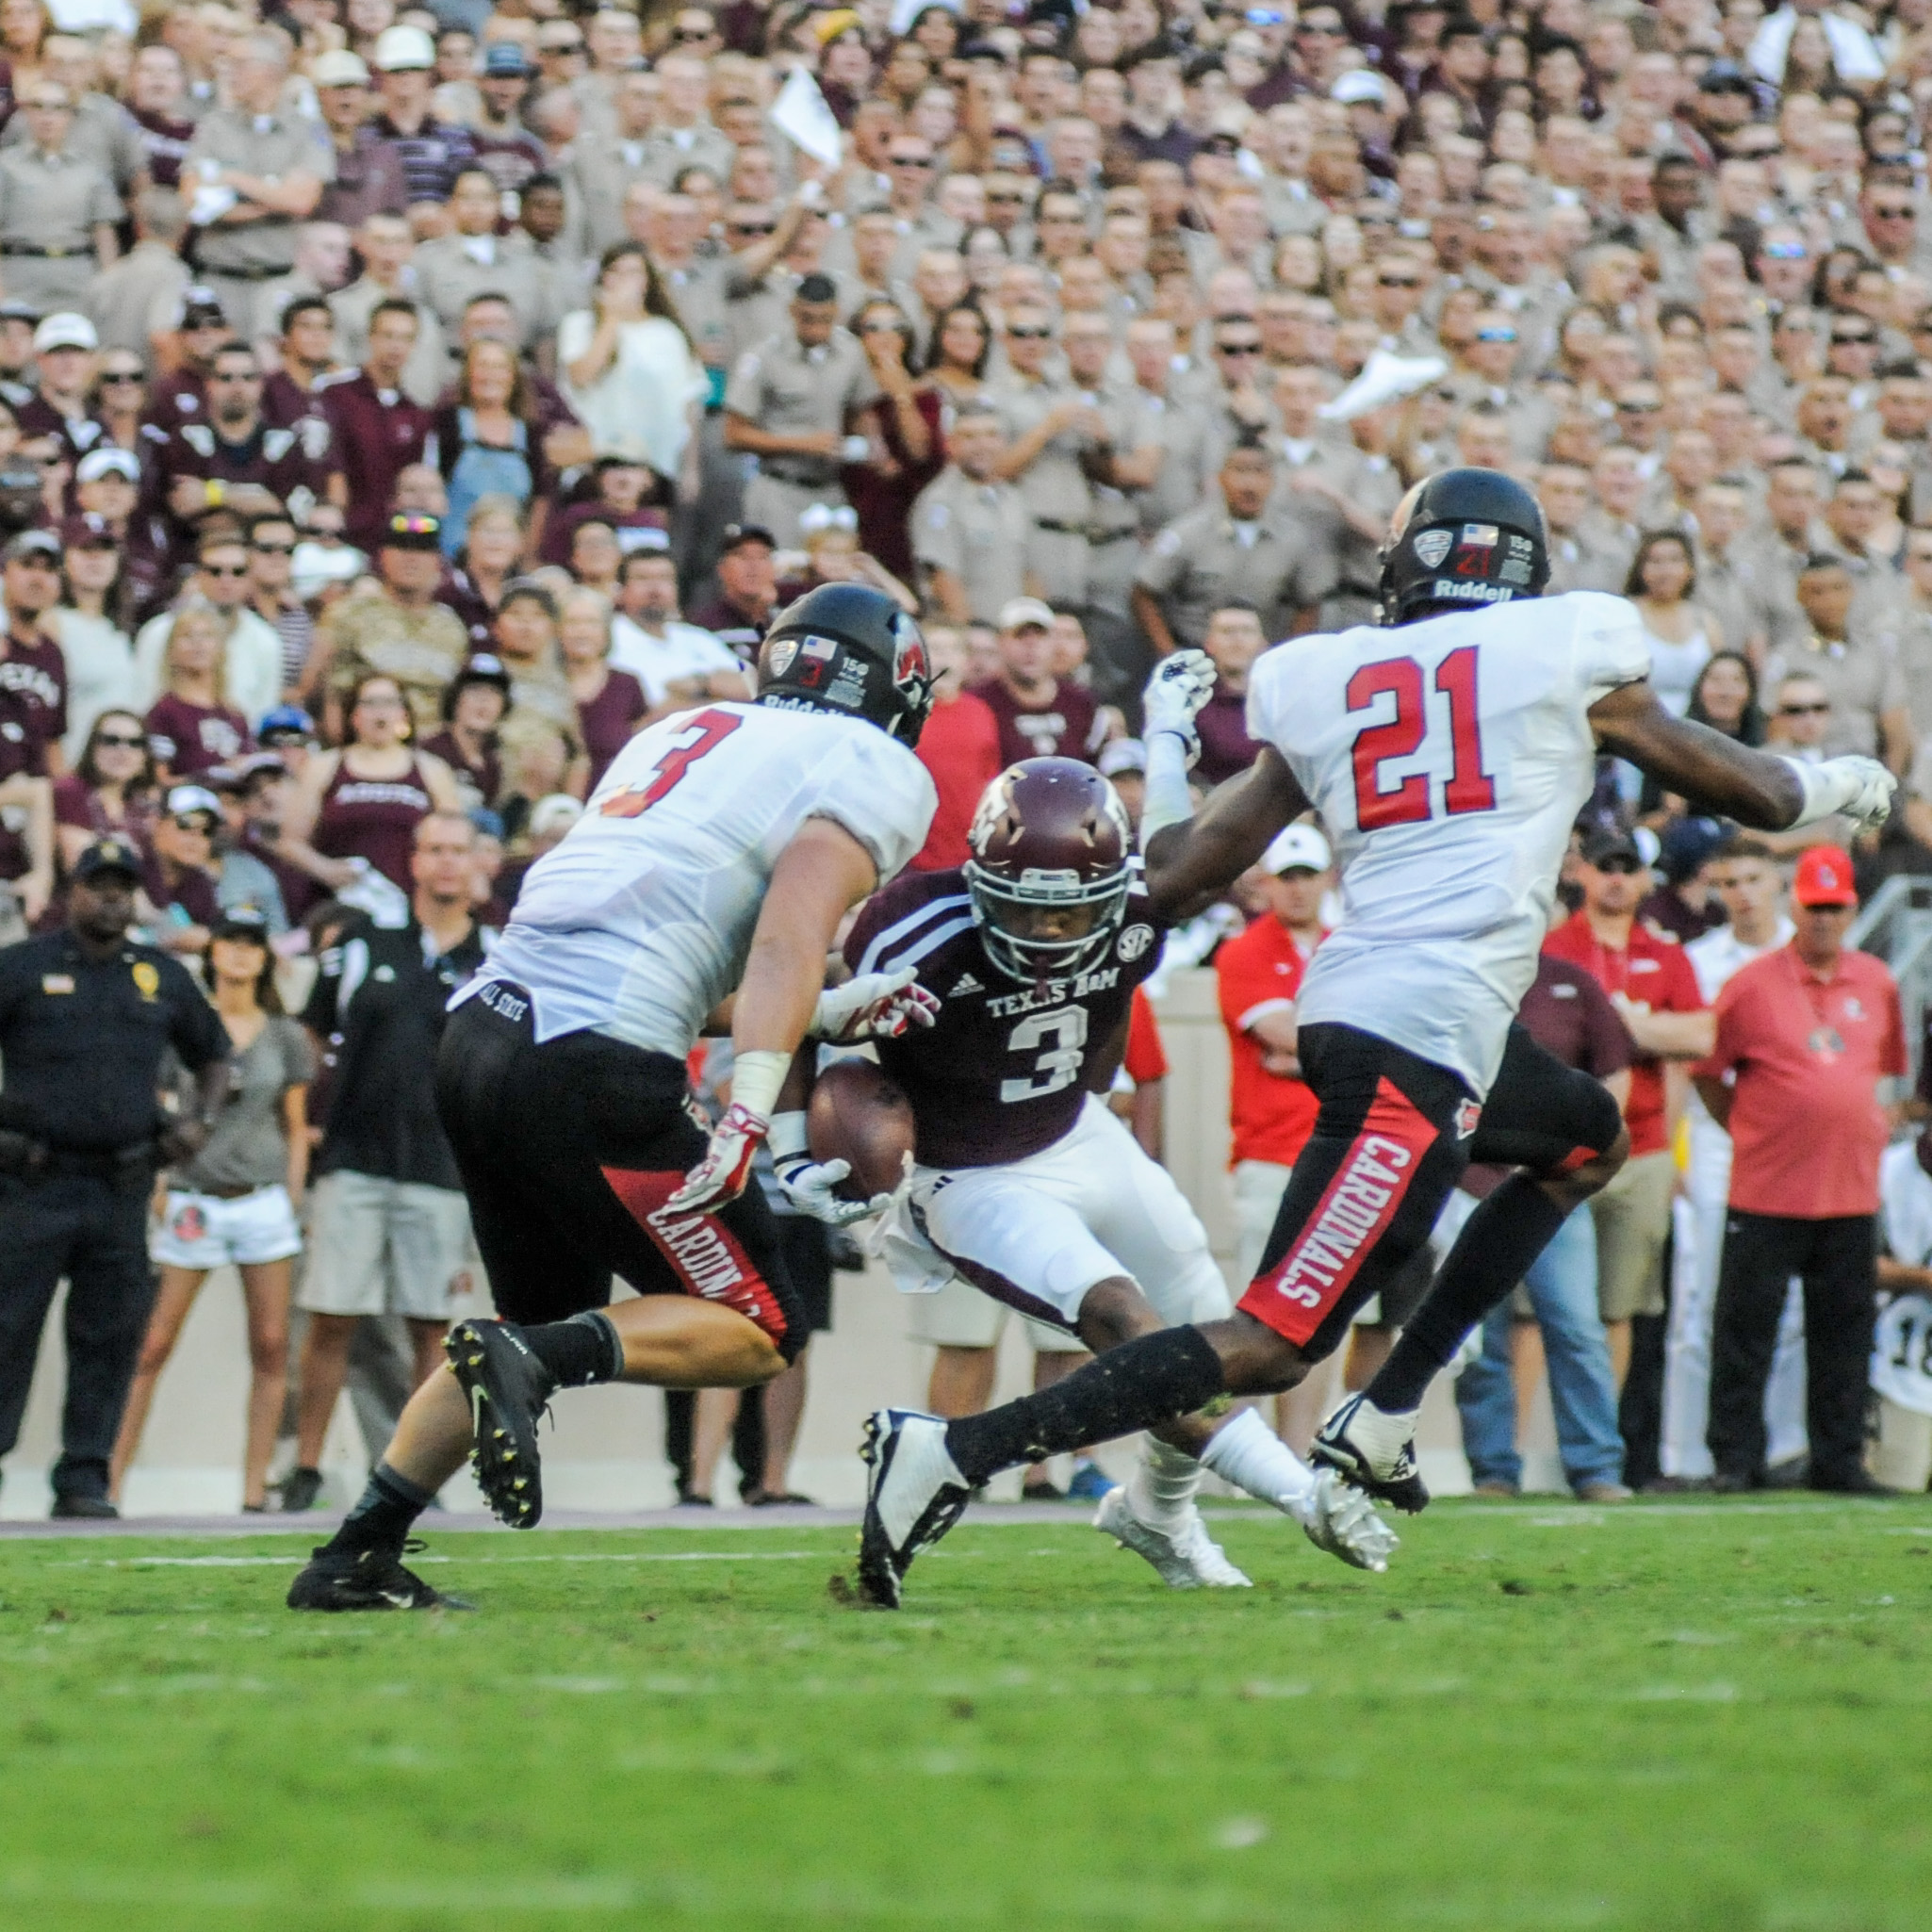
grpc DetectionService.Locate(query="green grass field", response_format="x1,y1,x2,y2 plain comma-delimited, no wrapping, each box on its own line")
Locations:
3,1498,1931,1931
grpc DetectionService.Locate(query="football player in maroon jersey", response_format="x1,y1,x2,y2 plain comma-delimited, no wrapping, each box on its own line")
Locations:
781,754,1397,1588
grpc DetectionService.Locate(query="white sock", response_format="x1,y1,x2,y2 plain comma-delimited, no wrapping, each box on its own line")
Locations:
1198,1407,1317,1515
1127,1437,1202,1528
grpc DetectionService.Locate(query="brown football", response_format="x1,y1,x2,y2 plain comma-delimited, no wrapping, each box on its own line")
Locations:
807,1056,917,1202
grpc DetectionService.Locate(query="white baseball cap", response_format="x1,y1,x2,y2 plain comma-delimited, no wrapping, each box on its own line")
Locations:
34,312,96,352
1262,824,1332,875
997,596,1056,632
77,447,139,483
311,49,371,87
373,25,435,72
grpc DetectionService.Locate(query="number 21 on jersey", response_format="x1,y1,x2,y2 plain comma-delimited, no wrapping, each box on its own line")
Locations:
1347,646,1496,830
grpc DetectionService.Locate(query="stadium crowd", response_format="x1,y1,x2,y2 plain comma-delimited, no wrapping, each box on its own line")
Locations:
6,0,1932,1515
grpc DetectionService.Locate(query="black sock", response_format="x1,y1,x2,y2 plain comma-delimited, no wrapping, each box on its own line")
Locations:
1367,1174,1568,1413
521,1310,624,1387
322,1461,434,1557
945,1327,1226,1487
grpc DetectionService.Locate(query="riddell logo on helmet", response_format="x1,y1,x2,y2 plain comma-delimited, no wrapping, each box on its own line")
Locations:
1431,579,1513,603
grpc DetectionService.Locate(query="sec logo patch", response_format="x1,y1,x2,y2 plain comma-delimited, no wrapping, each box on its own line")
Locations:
1117,924,1154,962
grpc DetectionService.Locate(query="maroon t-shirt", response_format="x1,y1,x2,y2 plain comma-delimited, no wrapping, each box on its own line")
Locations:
0,630,68,776
144,855,221,929
128,106,195,188
964,676,1101,768
843,866,1165,1169
539,501,671,567
318,371,434,550
1196,679,1261,786
314,752,435,890
575,667,647,795
419,728,501,812
146,695,250,776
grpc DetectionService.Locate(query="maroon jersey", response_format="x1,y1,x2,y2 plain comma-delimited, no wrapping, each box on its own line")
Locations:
143,417,334,535
1195,680,1260,786
0,630,68,775
314,750,435,890
144,368,210,433
145,694,250,776
319,369,434,551
964,676,1102,768
127,106,194,188
263,368,342,444
574,666,647,794
843,866,1167,1169
13,397,107,470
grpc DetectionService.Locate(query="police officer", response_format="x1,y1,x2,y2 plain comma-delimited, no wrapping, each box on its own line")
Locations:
723,272,878,545
909,405,1037,625
0,81,123,315
1132,438,1335,653
181,32,333,333
0,837,229,1517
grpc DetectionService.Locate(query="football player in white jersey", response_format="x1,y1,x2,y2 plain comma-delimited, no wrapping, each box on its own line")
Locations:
858,467,1898,1607
288,585,940,1612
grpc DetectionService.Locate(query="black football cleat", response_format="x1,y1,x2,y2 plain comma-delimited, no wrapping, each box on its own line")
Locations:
444,1318,555,1529
1309,1393,1432,1514
287,1541,471,1612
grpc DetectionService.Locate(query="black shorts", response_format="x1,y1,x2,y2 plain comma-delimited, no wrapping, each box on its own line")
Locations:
434,988,806,1363
1238,1021,1623,1363
768,1211,833,1334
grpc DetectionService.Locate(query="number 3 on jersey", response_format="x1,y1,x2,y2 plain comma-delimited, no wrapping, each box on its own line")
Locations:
1347,646,1496,830
599,708,744,819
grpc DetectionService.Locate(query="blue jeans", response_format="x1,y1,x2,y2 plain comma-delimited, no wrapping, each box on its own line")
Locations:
1454,1203,1625,1491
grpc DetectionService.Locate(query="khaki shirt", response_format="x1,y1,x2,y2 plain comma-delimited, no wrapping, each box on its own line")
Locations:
991,374,1099,529
910,467,1034,625
84,239,188,356
328,277,450,409
1762,631,1908,760
1136,502,1335,647
0,142,121,251
1133,385,1218,537
184,109,335,275
639,123,736,191
569,133,662,256
724,327,877,487
320,594,470,740
0,92,143,189
412,231,564,352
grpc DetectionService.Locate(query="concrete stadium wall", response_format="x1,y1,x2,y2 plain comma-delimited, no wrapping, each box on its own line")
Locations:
0,971,1520,1519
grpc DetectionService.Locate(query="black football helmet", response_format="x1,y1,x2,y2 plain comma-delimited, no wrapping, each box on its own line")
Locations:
1378,467,1550,627
756,583,935,748
964,758,1135,984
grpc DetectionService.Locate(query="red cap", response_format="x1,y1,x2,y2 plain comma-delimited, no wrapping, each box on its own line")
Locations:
1793,844,1857,908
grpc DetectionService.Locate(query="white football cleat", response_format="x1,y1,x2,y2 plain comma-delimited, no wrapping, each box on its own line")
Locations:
1094,1485,1253,1589
1290,1465,1400,1574
857,1408,972,1609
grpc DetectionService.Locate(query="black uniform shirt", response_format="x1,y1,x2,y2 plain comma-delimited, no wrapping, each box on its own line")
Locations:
303,910,490,1189
0,930,227,1152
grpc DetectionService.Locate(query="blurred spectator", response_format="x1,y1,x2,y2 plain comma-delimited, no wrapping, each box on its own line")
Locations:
1545,829,1712,1390
143,782,223,957
316,513,469,744
1640,817,1728,944
430,337,552,559
285,671,464,895
48,514,135,766
1763,556,1911,771
283,812,489,1514
1626,531,1720,717
687,523,779,663
245,512,312,703
111,908,312,1513
910,406,1039,626
1195,605,1267,786
909,622,1002,873
1697,847,1906,1494
1662,837,1806,1490
843,296,942,586
145,599,251,784
608,549,749,719
559,585,647,795
967,596,1102,767
134,528,289,734
54,709,157,880
420,654,510,815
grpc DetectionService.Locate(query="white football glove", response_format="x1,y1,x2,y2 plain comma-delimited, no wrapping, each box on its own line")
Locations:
1809,754,1898,836
811,966,941,1043
772,1150,892,1227
1140,648,1218,767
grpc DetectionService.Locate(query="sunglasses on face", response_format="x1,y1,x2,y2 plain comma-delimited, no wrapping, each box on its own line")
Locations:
172,814,215,834
1594,857,1643,875
100,370,142,384
670,25,712,40
1007,324,1052,339
93,732,143,749
1779,701,1830,715
1217,340,1262,355
253,540,294,555
891,154,933,168
1380,276,1421,289
1476,326,1517,342
1873,205,1916,219
1761,240,1808,259
729,221,776,237
203,562,250,577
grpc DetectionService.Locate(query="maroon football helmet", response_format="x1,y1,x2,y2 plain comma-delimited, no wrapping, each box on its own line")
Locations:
964,758,1135,983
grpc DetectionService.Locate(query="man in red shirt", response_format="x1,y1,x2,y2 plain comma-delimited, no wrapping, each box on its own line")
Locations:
1215,821,1331,1286
317,299,432,552
1543,828,1711,1387
1696,845,1906,1493
965,597,1102,768
909,624,1001,872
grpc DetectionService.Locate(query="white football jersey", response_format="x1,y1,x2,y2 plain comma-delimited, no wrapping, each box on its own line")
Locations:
1246,591,1650,1093
474,702,936,1056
